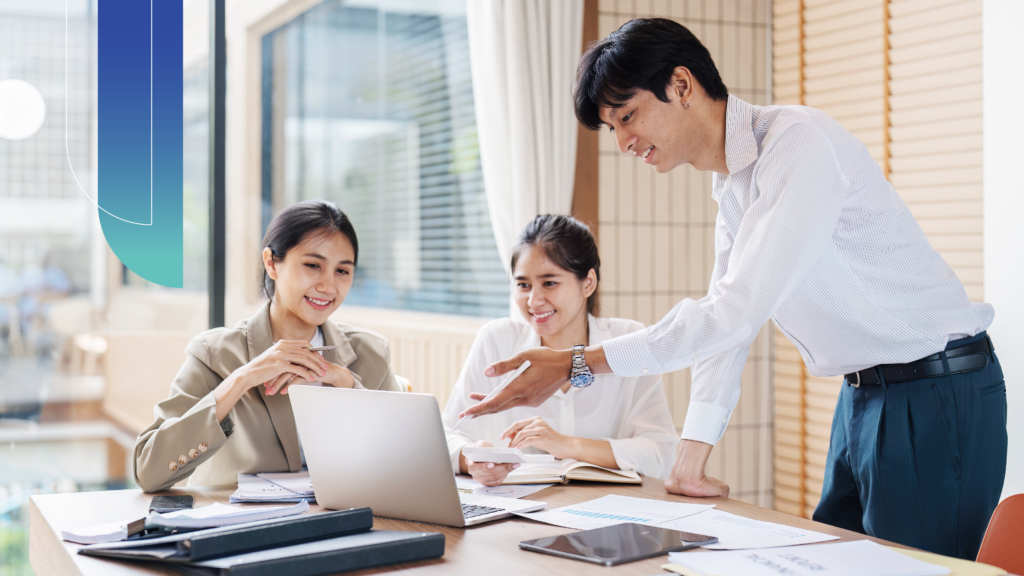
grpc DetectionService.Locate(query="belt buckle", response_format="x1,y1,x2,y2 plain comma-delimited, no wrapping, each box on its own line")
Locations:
849,371,860,388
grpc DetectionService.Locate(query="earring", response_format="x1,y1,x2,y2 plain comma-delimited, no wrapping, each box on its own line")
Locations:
683,102,691,109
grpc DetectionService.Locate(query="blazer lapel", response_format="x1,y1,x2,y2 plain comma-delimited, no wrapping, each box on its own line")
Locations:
247,302,302,472
319,320,357,368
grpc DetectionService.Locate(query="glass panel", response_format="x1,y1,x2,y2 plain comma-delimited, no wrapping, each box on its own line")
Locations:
262,0,508,318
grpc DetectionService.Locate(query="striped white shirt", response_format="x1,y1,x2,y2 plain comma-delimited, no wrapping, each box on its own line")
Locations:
603,95,994,446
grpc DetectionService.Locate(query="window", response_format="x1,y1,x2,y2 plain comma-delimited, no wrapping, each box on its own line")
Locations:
261,0,508,318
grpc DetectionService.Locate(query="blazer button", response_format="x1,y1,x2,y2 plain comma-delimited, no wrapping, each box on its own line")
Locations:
188,449,199,459
168,461,178,471
178,455,189,465
198,443,208,453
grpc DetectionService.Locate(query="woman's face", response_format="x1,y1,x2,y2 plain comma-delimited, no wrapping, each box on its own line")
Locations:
512,245,596,340
264,230,356,328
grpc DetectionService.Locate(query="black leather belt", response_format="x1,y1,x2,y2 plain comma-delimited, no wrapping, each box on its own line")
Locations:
845,337,993,387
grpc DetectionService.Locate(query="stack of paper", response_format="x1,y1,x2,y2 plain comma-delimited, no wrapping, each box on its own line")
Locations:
656,509,839,550
666,540,951,576
231,473,315,503
62,501,309,544
257,471,315,497
148,501,309,529
515,494,714,530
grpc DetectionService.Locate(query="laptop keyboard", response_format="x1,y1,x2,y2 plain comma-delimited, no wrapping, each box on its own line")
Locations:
462,503,504,519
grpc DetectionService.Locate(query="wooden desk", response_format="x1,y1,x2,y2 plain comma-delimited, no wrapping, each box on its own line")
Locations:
31,480,901,576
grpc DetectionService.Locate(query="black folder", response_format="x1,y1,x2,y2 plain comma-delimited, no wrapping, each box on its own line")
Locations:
79,508,445,575
82,508,374,563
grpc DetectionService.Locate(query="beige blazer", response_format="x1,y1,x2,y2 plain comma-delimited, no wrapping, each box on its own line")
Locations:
133,302,401,493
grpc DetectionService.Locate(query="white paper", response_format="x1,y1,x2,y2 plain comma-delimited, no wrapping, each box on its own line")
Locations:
657,509,839,550
232,474,314,503
668,540,950,576
257,471,315,496
455,475,553,499
62,519,132,544
514,494,713,530
149,501,308,529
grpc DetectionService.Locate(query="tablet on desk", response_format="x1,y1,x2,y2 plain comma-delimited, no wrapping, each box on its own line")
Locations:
519,523,717,566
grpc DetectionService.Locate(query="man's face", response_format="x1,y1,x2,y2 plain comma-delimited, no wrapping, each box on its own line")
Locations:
598,85,695,174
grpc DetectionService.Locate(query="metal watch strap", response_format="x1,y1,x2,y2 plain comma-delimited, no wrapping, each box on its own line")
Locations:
571,344,586,374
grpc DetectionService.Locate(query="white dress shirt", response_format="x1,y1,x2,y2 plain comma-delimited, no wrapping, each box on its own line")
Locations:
604,95,994,446
442,315,679,480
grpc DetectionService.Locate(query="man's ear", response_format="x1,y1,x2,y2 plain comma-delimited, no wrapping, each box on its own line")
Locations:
669,66,693,100
262,247,278,280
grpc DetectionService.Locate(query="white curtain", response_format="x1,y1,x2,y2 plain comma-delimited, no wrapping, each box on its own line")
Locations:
466,0,584,267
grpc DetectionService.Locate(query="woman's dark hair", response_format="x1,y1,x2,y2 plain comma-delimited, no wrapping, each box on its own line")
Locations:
510,215,601,315
573,18,728,131
258,200,359,300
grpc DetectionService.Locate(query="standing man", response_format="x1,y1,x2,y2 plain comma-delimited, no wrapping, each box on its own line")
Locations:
460,19,1006,559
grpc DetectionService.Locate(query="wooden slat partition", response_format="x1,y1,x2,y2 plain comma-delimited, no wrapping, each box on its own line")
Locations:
770,0,983,518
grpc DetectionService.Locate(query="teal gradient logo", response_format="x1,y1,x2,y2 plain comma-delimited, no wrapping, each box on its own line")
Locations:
97,0,183,287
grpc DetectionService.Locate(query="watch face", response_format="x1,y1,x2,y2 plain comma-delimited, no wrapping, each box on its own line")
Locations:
570,372,595,388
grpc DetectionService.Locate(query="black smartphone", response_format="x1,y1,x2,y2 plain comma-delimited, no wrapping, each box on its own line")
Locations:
149,495,194,514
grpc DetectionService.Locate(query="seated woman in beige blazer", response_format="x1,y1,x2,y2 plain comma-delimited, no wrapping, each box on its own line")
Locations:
133,200,402,493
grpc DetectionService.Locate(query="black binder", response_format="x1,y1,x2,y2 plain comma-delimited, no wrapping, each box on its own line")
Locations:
165,531,445,576
81,508,374,563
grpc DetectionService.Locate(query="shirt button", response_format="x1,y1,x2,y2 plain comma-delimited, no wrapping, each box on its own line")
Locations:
177,454,189,465
168,461,178,471
722,418,728,425
188,449,199,459
641,368,649,375
198,443,208,453
693,355,700,361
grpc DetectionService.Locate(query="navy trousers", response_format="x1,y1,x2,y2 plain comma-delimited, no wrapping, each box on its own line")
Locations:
812,331,1007,560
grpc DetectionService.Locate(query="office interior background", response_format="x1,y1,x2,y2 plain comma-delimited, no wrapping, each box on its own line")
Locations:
0,0,1021,573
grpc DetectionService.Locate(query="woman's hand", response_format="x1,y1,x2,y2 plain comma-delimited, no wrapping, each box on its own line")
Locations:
269,360,355,394
242,340,326,395
463,440,520,486
215,340,326,420
500,417,576,459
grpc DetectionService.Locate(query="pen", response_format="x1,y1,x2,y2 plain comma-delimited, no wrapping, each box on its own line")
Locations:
451,360,531,432
307,345,340,352
456,487,474,494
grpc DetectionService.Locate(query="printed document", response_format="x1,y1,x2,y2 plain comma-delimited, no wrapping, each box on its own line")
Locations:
231,473,313,503
257,471,315,496
657,509,839,549
515,494,713,530
667,540,950,576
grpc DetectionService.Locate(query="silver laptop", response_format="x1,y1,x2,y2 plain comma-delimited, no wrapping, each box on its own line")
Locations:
289,386,546,527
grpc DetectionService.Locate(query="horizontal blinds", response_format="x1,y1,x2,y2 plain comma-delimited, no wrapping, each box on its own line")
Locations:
888,0,983,301
268,2,509,318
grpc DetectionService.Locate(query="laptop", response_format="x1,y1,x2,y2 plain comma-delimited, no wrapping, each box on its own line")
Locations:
288,386,546,527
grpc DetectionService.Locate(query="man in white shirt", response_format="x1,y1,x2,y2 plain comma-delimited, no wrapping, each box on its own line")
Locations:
460,19,1006,560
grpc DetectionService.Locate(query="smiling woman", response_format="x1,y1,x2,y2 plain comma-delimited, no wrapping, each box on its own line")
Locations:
132,200,403,493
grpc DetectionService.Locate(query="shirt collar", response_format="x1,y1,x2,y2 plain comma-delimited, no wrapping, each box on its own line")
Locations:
723,94,758,176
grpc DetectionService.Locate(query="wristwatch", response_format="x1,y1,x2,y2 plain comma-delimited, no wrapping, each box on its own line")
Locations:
570,345,595,388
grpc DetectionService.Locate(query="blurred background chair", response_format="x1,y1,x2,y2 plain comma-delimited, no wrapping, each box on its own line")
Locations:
976,494,1024,574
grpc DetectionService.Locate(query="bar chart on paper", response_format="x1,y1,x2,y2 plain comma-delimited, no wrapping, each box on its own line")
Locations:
516,495,714,530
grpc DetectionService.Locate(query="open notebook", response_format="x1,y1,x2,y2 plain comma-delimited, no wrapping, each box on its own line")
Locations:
503,459,641,485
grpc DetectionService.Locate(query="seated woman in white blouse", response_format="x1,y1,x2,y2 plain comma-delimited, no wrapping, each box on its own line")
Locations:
442,215,678,486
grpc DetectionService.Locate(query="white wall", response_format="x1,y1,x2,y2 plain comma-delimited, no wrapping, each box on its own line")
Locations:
983,0,1024,500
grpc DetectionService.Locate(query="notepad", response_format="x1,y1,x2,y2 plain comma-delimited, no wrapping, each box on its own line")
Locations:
502,458,642,484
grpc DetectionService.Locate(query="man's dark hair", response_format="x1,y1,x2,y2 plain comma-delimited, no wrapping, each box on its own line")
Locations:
573,18,728,131
258,199,359,300
511,215,601,315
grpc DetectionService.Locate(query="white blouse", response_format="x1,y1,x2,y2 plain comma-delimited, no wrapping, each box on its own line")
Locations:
442,315,679,480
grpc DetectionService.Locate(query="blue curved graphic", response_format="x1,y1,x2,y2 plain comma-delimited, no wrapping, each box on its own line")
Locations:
97,0,183,287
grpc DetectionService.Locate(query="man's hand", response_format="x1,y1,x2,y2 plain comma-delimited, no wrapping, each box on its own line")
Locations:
458,345,611,419
461,441,519,486
664,439,730,498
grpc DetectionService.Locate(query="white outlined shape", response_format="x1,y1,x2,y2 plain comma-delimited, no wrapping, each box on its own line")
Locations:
66,0,153,226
